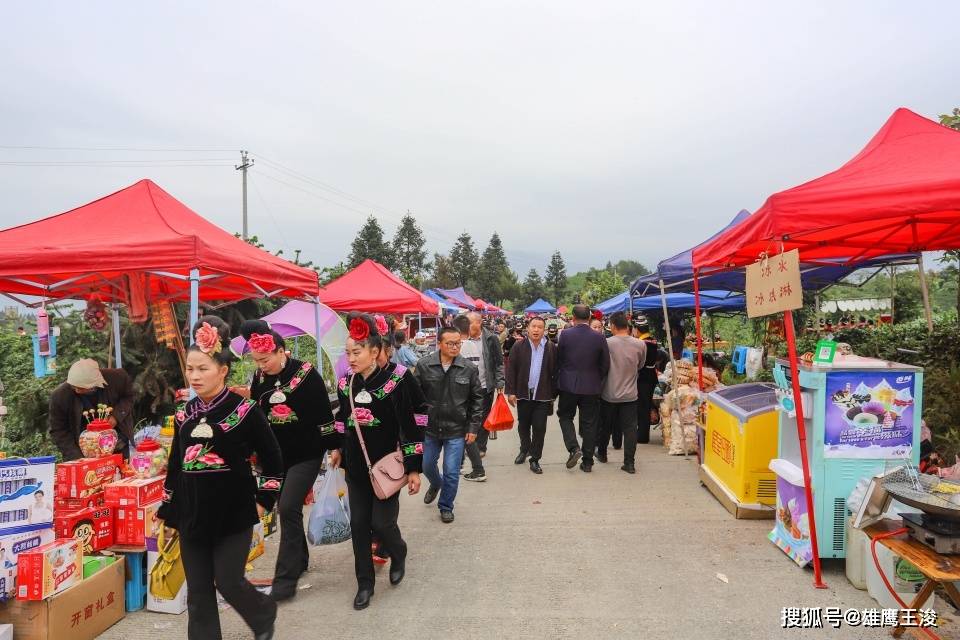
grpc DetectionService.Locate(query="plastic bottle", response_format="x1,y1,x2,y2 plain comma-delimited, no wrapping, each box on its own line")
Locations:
157,419,175,458
36,306,50,355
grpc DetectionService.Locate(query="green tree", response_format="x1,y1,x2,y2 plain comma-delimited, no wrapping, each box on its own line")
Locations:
613,259,650,283
475,233,511,301
448,233,478,288
391,213,428,287
496,270,521,308
582,268,625,305
544,251,568,306
425,253,458,290
522,268,545,306
940,108,960,319
347,215,394,269
319,262,348,285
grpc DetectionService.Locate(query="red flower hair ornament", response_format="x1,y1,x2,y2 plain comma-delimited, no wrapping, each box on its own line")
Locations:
592,310,603,321
195,322,222,355
349,318,371,341
248,333,277,354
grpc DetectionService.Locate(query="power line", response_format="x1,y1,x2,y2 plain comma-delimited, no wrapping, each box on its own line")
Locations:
0,145,236,152
0,162,234,167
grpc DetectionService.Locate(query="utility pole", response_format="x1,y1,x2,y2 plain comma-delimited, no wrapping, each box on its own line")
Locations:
235,150,254,239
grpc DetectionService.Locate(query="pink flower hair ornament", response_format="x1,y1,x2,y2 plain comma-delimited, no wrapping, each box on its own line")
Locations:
374,315,390,336
194,322,222,355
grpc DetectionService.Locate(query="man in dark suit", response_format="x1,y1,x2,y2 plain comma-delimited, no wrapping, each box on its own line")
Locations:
556,304,610,472
505,316,558,475
48,359,135,460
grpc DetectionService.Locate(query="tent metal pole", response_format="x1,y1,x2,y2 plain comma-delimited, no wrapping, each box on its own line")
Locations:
111,305,123,367
693,269,704,390
314,299,323,367
188,268,200,345
916,255,933,333
659,277,686,459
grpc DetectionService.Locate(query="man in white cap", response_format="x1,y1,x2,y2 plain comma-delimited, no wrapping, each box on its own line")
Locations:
48,359,134,460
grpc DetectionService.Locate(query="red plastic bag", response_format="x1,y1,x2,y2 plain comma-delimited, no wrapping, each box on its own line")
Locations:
483,392,515,432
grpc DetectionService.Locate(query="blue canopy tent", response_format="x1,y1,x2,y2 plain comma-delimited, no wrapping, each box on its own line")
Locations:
630,210,920,297
595,290,744,315
424,289,463,313
434,287,478,310
524,298,557,314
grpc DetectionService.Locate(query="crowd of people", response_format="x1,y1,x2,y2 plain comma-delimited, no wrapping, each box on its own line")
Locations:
46,305,671,639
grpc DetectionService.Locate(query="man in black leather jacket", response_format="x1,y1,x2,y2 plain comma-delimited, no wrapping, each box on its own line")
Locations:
412,327,484,523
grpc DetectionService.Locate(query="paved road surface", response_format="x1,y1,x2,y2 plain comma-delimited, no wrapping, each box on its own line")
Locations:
101,419,950,639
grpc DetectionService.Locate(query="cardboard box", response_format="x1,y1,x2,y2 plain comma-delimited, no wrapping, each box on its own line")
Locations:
16,539,82,601
54,492,105,514
55,456,122,500
0,557,125,640
53,507,113,554
247,522,264,563
103,476,164,508
144,537,186,614
0,524,55,599
0,457,55,529
113,503,159,547
261,507,277,538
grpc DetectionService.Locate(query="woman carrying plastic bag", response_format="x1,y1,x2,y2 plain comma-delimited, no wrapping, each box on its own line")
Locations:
308,455,351,545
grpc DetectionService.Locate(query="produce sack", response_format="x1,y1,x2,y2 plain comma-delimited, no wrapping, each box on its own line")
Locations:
307,463,351,545
483,392,515,432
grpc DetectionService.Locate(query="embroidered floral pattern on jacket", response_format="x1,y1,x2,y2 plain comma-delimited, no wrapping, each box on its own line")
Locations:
372,365,407,400
219,399,255,433
258,476,283,491
348,407,381,429
268,404,298,424
183,443,228,471
319,421,336,436
402,442,424,457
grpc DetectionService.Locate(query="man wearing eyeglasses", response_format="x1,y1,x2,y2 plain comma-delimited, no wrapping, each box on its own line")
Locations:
412,327,484,524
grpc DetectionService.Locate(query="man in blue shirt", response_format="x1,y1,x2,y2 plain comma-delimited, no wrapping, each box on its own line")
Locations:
504,317,558,474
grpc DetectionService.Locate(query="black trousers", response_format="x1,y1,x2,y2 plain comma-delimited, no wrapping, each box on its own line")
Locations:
465,389,494,471
598,408,623,451
346,473,407,590
598,400,639,464
180,527,276,640
272,456,322,597
557,392,600,464
637,379,657,444
517,400,550,461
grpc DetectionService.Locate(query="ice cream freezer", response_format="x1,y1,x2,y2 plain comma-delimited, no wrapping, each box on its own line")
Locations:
699,383,779,519
769,355,922,565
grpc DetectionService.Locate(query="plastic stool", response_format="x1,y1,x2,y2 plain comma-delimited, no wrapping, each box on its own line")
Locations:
120,550,147,612
731,346,749,374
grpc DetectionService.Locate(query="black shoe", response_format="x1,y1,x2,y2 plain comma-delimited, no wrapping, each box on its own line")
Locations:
566,449,582,469
389,561,405,586
621,463,636,474
269,586,296,603
529,460,543,474
353,589,373,610
255,624,275,640
463,469,486,482
423,485,439,505
514,451,528,464
440,510,455,523
612,444,622,450
580,461,593,473
596,451,608,463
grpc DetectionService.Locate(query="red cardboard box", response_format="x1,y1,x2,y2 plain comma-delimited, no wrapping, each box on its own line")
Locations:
53,507,113,554
54,456,122,499
113,503,159,547
16,538,82,601
54,491,105,514
103,476,164,508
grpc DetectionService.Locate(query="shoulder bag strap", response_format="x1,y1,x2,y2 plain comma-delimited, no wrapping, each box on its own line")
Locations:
348,374,375,472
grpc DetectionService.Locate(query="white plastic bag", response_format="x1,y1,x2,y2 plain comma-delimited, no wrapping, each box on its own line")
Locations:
307,463,351,545
744,347,764,380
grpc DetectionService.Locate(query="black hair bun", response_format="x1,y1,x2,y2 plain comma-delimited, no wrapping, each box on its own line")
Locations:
240,319,271,340
191,315,235,364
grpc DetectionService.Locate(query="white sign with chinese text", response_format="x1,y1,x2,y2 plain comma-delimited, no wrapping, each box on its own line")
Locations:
745,249,802,318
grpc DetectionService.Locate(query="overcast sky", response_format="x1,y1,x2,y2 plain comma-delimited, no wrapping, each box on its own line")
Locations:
0,2,955,277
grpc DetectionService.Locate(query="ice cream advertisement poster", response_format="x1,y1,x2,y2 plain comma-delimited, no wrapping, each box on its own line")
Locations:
768,476,812,567
824,372,915,459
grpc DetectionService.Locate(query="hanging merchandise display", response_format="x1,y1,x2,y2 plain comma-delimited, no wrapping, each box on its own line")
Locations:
83,297,108,331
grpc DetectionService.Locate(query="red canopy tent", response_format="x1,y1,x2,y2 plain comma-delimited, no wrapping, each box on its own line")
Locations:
0,179,319,303
688,108,960,591
318,259,440,315
693,108,960,269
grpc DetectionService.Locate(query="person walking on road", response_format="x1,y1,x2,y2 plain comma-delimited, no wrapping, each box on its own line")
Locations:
505,316,558,474
556,305,610,472
595,312,646,473
413,327,484,522
457,312,505,481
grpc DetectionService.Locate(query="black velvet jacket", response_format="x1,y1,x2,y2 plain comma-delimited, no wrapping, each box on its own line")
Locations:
250,358,340,469
158,388,284,539
334,364,424,484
